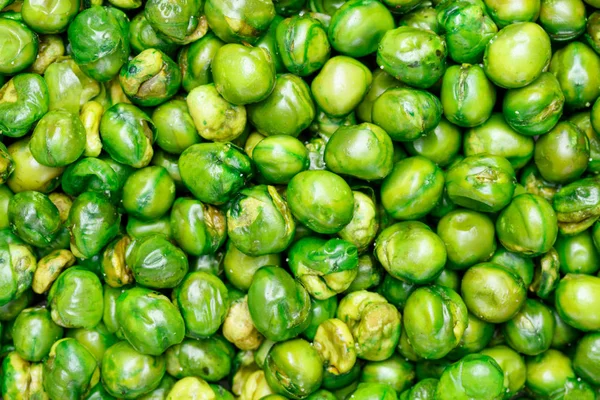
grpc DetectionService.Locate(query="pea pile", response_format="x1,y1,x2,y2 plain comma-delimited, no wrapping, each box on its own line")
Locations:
2,0,600,398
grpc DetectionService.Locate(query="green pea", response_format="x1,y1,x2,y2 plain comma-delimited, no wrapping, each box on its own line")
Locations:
0,289,33,321
166,336,233,382
204,0,275,44
573,332,600,386
503,299,555,356
304,296,338,341
347,382,398,400
222,240,279,291
551,308,581,349
483,0,540,28
400,378,438,400
144,0,205,45
8,191,61,248
539,0,585,42
448,313,494,360
0,19,38,75
66,322,118,366
488,246,535,287
404,118,461,167
356,69,404,124
555,274,600,331
252,135,310,183
377,26,447,89
338,192,379,254
361,354,415,393
151,149,184,190
526,349,575,398
0,74,49,138
60,158,120,203
553,177,600,236
479,345,526,396
173,272,229,338
122,166,175,221
556,230,600,275
13,307,63,362
5,139,64,194
436,354,505,400
128,13,179,58
44,57,100,115
519,163,559,202
22,0,78,34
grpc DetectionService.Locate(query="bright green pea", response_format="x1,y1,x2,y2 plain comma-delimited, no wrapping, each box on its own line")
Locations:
0,289,33,321
204,0,275,44
8,191,61,248
252,135,310,183
22,0,79,34
539,0,585,42
404,118,461,167
483,0,540,28
553,177,600,236
356,69,404,124
526,349,575,398
555,230,600,275
137,375,176,400
447,313,494,360
223,240,280,291
0,74,49,138
122,166,175,221
0,19,38,75
166,336,233,382
128,13,179,58
66,322,118,366
61,158,121,202
152,100,200,155
503,299,555,356
555,274,600,331
13,307,63,362
400,378,438,400
144,0,204,44
361,354,415,393
436,354,505,400
480,345,526,396
303,296,338,341
488,247,535,287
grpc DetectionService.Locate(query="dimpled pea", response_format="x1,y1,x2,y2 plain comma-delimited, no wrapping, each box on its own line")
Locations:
461,263,527,323
22,0,78,34
212,44,276,106
361,354,415,393
248,74,316,138
446,155,516,213
372,87,442,142
248,266,311,342
5,139,64,194
265,339,323,399
223,241,281,291
179,142,253,205
404,118,461,167
67,6,130,82
205,0,275,44
8,191,61,247
101,341,165,399
572,333,600,385
144,0,205,45
338,193,379,254
0,19,38,75
314,318,356,375
117,287,184,355
484,22,551,89
228,185,295,256
489,247,535,287
0,74,49,138
253,135,310,183
123,166,175,221
173,272,229,338
166,336,233,381
437,0,498,64
170,197,226,257
447,312,494,360
128,13,179,57
356,70,404,124
151,100,200,155
555,274,600,331
276,15,331,77
441,64,497,128
328,0,395,58
303,296,338,341
556,230,600,275
100,103,156,168
503,299,555,356
375,221,446,284
404,286,468,360
179,32,224,92
381,156,445,220
534,121,589,184
436,354,505,400
377,26,447,89
553,177,600,236
287,170,354,234
324,123,394,181
437,209,496,270
312,56,372,117
119,49,181,107
526,349,575,398
43,338,100,400
13,307,62,362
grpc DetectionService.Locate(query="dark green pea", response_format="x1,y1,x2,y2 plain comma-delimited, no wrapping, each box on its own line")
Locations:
144,0,205,45
440,64,496,128
67,6,130,82
446,155,516,213
190,250,224,276
328,0,395,58
8,191,61,247
436,354,504,400
437,0,498,64
13,307,63,362
100,103,156,168
346,254,382,292
553,177,600,236
534,121,589,184
338,191,379,253
551,308,581,349
252,135,309,183
264,339,324,399
166,336,233,381
325,123,394,180
0,19,38,75
66,322,118,366
376,221,446,284
573,332,600,386
550,41,600,109
227,185,295,256
61,158,120,202
102,286,125,335
526,349,575,398
287,170,354,234
586,11,600,53
539,0,585,42
28,109,85,167
479,345,526,395
377,26,447,89
0,74,49,138
126,216,171,241
150,99,200,155
179,142,254,205
204,0,275,44
322,363,361,391
461,262,527,323
503,72,565,137
178,32,224,92
356,69,404,124
22,0,78,34
555,274,600,331
464,113,534,170
67,191,120,259
484,22,551,89
489,246,535,287
381,156,445,220
312,56,372,117
43,338,100,400
117,286,184,355
122,166,175,221
378,274,417,310
503,299,554,355
400,378,438,400
447,313,494,360
0,289,33,321
483,0,540,28
212,44,276,106
404,118,461,167
101,341,166,399
437,209,496,270
248,266,311,342
361,354,415,393
248,74,316,138
304,296,338,341
556,230,600,275
256,15,285,73
128,13,179,58
276,15,331,77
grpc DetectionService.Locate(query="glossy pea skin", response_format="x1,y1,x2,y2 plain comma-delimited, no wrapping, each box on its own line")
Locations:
0,19,39,75
328,0,395,58
248,74,316,138
447,312,494,360
151,99,200,155
347,382,398,400
586,11,600,53
404,118,462,167
5,139,64,194
8,191,61,248
484,22,551,89
253,135,310,183
204,0,276,44
122,166,176,221
66,322,118,365
360,354,415,393
483,0,540,28
555,230,600,275
129,13,179,58
377,26,447,89
179,32,224,93
461,262,527,323
555,274,600,331
0,74,49,139
380,156,445,220
304,296,338,341
356,69,404,124
400,378,438,400
526,349,575,398
436,354,505,400
553,177,600,236
13,307,63,362
479,345,526,395
144,0,204,45
437,209,496,270
441,64,496,128
101,341,166,399
539,0,585,42
257,15,285,73
223,240,281,291
503,299,555,356
489,246,535,287
464,113,535,170
375,221,447,284
165,336,233,382
173,272,229,339
573,332,600,386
